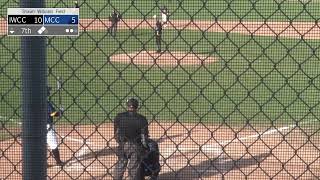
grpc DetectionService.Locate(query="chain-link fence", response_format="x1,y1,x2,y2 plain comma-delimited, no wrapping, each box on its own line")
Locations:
1,0,320,179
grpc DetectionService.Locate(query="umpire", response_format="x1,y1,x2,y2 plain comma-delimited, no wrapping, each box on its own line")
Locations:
113,98,149,180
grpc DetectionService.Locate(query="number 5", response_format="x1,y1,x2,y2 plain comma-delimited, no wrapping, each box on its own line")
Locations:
71,17,76,24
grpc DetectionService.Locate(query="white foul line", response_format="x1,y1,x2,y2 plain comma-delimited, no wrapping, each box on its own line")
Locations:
60,136,93,170
61,135,91,144
163,125,295,157
166,119,318,156
216,119,317,147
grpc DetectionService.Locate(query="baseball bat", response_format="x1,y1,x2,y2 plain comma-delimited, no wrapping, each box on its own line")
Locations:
57,77,63,108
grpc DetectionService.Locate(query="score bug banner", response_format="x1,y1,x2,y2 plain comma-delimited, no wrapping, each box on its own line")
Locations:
7,8,79,36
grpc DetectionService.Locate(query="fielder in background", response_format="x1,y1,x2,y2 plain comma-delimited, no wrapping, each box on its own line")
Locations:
47,87,64,167
160,6,169,27
109,10,122,36
74,0,79,8
155,20,163,53
113,98,149,180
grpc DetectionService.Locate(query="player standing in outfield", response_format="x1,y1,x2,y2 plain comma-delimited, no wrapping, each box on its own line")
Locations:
160,6,169,27
113,98,149,180
47,87,64,166
109,10,122,36
74,1,79,8
155,20,163,53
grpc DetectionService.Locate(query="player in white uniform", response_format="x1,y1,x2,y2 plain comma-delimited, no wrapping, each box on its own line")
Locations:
161,6,168,27
47,87,64,166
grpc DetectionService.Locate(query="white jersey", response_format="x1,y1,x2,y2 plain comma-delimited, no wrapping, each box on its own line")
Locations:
47,124,58,150
161,12,168,23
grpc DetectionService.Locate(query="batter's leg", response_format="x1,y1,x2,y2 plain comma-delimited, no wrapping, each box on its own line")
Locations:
52,148,63,166
156,37,161,53
47,125,63,166
114,23,118,36
109,23,115,36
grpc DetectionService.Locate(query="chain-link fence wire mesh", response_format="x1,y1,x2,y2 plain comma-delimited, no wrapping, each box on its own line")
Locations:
1,0,320,179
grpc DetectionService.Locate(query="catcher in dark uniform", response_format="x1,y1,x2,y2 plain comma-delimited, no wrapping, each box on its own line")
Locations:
141,138,161,179
113,98,149,180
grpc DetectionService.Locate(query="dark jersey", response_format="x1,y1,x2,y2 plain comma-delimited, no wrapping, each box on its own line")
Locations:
141,138,161,176
114,111,149,144
48,101,61,125
47,101,55,125
155,22,162,36
110,12,121,23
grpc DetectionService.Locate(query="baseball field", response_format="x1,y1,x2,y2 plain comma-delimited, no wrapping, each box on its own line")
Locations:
1,0,320,179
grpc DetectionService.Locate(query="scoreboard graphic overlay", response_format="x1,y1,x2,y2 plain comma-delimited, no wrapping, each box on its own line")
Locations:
7,8,79,36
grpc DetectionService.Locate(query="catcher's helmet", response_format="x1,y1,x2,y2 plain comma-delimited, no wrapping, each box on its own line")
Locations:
126,98,139,109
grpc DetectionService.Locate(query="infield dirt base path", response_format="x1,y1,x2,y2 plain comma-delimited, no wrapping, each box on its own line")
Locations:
1,18,320,39
110,50,217,66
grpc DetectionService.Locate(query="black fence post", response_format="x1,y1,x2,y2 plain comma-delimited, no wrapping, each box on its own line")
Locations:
20,0,47,179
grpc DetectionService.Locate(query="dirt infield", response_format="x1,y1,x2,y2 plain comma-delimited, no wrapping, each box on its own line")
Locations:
1,18,320,39
110,51,216,67
1,122,319,179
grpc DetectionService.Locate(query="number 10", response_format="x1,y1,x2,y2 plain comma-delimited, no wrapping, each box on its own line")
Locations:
34,17,43,24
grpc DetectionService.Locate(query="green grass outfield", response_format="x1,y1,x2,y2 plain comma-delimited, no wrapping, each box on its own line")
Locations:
1,0,320,21
1,29,320,127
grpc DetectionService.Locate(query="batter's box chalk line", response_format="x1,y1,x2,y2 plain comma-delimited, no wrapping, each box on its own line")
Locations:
162,145,223,159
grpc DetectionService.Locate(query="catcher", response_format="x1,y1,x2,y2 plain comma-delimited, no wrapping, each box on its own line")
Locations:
141,138,161,179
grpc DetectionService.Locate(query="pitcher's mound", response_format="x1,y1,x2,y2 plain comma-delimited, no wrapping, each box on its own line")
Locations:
110,51,216,67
